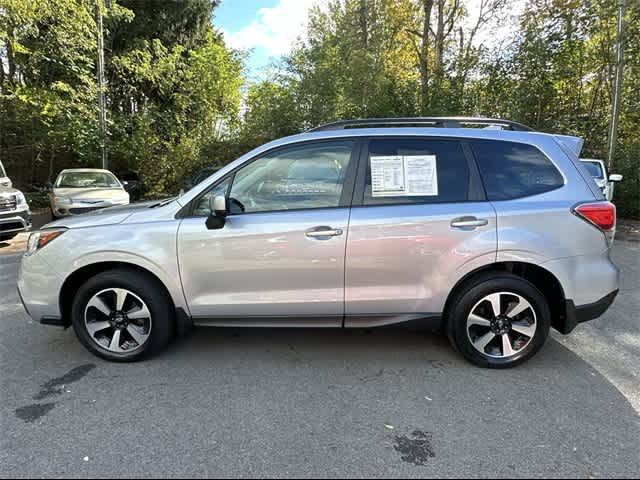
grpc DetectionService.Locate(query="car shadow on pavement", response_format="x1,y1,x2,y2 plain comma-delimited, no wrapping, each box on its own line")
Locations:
0,233,27,253
3,323,640,478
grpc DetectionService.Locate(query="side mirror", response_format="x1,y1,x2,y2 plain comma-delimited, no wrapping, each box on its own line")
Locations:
205,195,227,230
212,195,227,216
45,182,53,191
609,174,623,182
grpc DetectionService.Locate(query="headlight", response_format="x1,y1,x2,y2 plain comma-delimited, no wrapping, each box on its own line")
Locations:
16,192,29,210
55,196,72,205
25,229,66,256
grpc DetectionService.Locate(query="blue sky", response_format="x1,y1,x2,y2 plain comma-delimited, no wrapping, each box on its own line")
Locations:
214,0,328,79
214,0,525,80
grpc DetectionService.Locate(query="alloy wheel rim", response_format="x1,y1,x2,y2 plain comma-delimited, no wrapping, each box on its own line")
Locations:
84,288,152,354
466,291,537,359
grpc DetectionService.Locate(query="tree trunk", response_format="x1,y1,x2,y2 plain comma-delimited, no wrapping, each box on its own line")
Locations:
48,150,56,183
359,0,369,113
6,30,17,85
359,0,369,49
434,0,445,77
419,0,434,113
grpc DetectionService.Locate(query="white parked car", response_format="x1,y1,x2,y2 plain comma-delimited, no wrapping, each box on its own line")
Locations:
49,169,130,218
0,160,12,188
580,159,623,201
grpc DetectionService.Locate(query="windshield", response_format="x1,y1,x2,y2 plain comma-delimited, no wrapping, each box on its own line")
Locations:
0,161,6,177
582,161,604,179
55,171,121,189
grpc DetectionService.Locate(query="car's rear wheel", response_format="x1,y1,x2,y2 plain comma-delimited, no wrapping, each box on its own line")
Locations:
447,273,550,368
71,269,174,362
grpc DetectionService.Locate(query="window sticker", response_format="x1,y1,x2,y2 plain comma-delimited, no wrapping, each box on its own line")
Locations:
371,155,438,197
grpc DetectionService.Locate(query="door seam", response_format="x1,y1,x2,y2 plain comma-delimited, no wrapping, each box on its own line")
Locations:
341,206,353,328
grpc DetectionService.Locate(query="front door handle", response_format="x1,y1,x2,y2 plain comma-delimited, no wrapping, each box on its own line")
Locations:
450,217,489,229
305,226,344,239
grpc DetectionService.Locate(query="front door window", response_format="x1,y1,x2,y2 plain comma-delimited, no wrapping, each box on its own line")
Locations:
228,141,355,214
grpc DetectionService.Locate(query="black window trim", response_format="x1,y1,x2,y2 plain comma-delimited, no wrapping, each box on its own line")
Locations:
352,135,488,207
179,137,364,218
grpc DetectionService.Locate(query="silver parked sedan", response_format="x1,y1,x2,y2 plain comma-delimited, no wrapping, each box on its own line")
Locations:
49,169,130,218
19,118,619,368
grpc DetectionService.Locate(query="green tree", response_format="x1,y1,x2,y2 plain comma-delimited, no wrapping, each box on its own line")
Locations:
0,0,104,180
102,0,243,195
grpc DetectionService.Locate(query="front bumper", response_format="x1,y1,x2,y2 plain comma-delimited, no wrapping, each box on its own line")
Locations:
0,209,32,235
559,290,619,334
17,250,65,325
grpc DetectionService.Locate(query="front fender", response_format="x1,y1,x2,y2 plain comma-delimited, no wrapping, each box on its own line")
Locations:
39,221,188,315
65,250,189,314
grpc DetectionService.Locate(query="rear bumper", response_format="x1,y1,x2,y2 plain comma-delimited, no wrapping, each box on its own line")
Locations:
559,290,619,334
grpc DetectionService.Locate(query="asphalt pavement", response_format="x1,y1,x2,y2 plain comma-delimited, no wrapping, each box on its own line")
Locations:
0,234,638,478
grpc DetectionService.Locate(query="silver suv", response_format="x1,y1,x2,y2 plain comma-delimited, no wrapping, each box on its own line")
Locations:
1,186,32,241
18,118,619,368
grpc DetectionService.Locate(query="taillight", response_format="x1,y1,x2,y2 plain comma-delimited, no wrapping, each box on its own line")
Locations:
574,202,616,231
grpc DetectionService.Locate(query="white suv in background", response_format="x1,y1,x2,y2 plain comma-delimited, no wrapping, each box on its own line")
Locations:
0,160,12,188
0,183,31,242
580,158,623,201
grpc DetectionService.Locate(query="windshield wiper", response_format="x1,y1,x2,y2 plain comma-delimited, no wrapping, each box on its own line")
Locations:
149,197,176,208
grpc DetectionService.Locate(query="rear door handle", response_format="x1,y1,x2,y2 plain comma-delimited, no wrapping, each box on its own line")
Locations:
450,217,489,229
305,226,344,238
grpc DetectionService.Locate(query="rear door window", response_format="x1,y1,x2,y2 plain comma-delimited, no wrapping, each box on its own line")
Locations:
470,140,564,200
363,138,470,205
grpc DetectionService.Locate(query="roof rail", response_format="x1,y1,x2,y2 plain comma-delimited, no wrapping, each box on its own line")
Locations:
308,117,535,132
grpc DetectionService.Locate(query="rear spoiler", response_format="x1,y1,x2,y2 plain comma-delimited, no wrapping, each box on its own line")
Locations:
554,135,584,159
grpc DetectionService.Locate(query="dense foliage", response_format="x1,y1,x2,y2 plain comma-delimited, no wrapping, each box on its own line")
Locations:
0,0,242,196
0,0,638,216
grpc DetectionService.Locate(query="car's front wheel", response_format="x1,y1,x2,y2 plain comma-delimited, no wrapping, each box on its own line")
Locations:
447,273,550,368
71,268,174,362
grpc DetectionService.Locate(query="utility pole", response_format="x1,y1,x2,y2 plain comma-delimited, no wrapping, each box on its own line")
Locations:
96,0,108,170
607,0,627,169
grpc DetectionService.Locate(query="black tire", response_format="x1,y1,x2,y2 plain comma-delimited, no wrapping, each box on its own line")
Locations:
71,268,175,362
0,232,18,241
446,272,550,369
50,207,59,220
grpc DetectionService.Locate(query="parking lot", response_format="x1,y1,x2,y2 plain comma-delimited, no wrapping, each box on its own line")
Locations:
1,230,638,478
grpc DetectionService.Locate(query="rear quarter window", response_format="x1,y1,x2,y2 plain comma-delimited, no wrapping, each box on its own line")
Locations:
470,140,564,200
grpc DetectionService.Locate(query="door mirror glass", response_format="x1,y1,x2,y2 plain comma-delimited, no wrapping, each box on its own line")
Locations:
193,178,230,216
206,195,227,230
609,174,623,182
211,195,227,216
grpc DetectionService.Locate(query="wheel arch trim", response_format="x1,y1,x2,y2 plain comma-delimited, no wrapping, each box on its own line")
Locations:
443,261,569,333
58,255,190,328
